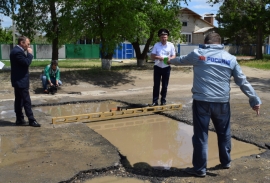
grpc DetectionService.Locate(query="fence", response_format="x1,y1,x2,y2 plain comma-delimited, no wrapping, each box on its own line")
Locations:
0,43,134,60
177,44,198,55
223,45,258,56
65,44,100,59
0,43,269,60
36,45,66,59
0,44,66,60
179,44,261,56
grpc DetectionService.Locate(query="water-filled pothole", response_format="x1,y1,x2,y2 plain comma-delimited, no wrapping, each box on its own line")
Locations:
35,102,264,170
34,101,122,117
87,115,264,169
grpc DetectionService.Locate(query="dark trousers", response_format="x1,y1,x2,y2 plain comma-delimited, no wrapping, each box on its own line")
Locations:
153,65,171,104
41,76,62,90
14,87,35,121
192,100,231,174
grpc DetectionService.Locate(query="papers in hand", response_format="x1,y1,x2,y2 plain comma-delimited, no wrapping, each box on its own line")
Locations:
0,61,4,69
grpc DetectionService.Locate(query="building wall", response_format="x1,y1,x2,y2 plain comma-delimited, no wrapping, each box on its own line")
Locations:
180,14,213,33
180,14,197,34
192,33,204,44
179,13,214,44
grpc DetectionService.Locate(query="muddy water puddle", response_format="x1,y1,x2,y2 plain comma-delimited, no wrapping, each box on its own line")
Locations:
34,101,121,117
87,115,264,170
1,101,122,119
33,102,264,170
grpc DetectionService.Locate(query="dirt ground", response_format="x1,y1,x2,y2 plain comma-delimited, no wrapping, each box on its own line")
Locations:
0,60,270,182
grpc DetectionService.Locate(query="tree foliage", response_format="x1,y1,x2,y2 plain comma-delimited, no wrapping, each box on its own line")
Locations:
0,28,12,43
14,0,75,60
0,0,15,16
0,0,18,27
208,0,270,59
71,0,136,60
13,0,185,65
71,0,184,66
126,0,183,65
14,0,37,41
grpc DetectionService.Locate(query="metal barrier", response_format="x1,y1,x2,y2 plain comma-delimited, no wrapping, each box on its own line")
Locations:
52,104,182,124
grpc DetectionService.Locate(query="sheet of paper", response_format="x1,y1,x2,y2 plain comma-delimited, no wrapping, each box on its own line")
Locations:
0,61,4,69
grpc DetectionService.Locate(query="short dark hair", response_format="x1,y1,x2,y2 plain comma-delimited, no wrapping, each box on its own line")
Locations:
51,60,58,66
17,36,29,45
204,33,221,44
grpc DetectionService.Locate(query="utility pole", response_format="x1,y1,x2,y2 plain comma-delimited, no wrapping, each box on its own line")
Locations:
12,0,16,47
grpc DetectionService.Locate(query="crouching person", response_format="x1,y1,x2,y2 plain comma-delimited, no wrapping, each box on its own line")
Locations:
42,60,62,93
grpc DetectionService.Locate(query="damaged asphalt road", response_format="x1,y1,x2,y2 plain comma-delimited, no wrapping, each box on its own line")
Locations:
0,65,270,182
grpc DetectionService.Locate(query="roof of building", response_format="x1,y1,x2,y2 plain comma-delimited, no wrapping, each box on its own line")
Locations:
180,7,217,28
193,27,215,33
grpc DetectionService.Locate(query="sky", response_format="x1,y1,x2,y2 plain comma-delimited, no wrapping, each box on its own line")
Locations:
0,14,13,28
0,0,221,28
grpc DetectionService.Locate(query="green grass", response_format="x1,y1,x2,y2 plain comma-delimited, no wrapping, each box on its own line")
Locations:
238,55,270,70
2,55,270,70
1,59,125,68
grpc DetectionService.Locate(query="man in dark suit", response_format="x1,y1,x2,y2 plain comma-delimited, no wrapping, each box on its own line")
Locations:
10,36,40,127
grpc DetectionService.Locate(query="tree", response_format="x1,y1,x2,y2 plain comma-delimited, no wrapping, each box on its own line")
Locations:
208,0,270,59
14,0,76,60
0,28,12,43
70,0,137,69
0,0,15,16
14,0,37,41
72,0,184,69
125,0,183,66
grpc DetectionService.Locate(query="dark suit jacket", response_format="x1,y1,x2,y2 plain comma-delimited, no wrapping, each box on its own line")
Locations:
10,46,33,88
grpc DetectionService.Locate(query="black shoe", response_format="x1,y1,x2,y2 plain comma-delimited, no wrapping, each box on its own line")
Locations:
184,167,206,177
29,120,41,127
15,119,28,126
222,163,231,169
151,102,158,106
161,102,166,105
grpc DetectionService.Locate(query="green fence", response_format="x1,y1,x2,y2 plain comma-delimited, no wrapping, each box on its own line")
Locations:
65,44,100,59
0,45,2,60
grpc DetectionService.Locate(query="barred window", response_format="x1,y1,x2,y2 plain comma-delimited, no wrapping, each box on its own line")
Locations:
182,34,192,43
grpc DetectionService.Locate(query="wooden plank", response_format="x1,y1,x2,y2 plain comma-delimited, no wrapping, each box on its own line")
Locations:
52,104,182,124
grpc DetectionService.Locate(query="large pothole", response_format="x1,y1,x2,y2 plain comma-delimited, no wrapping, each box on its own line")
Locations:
35,101,265,182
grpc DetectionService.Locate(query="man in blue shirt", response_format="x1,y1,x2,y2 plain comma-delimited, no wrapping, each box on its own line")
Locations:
169,32,261,177
151,28,176,106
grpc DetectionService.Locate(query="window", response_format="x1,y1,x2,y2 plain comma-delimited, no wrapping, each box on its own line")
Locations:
181,33,192,43
182,21,187,26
